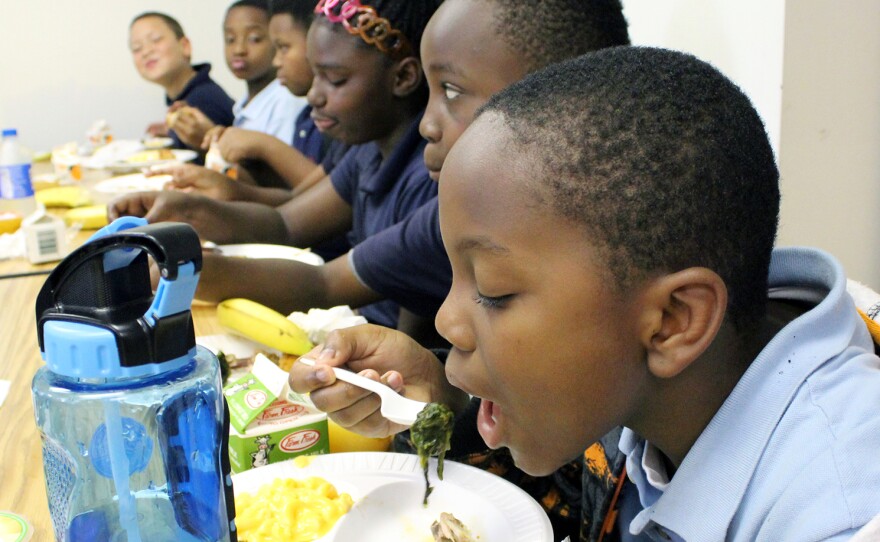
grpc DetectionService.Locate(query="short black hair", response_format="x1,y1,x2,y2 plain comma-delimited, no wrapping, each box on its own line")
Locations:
487,0,630,73
268,0,317,30
131,12,186,39
478,47,780,331
228,0,270,12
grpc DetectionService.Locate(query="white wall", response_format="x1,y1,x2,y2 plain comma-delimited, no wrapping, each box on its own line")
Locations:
623,0,880,287
622,0,786,157
777,0,880,287
0,2,237,151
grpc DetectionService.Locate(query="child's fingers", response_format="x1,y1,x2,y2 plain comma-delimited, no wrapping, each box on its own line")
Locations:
202,126,225,150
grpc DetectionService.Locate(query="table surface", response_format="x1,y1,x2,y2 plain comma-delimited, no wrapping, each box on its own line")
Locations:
0,161,224,538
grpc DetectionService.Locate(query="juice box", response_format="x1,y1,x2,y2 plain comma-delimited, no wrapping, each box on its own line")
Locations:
224,355,329,473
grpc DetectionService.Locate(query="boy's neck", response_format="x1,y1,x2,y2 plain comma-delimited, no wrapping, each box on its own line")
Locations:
634,300,805,468
164,64,197,101
245,71,277,104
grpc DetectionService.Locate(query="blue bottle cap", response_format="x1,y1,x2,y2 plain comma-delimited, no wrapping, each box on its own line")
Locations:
35,217,203,379
2,128,17,137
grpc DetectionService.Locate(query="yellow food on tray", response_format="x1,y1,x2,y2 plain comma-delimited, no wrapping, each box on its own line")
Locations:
124,149,175,164
236,477,353,542
0,212,22,234
64,205,109,229
35,186,92,208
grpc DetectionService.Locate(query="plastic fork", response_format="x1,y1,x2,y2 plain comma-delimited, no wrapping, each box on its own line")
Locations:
298,357,427,426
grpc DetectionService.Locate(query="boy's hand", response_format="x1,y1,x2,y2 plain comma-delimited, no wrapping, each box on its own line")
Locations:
167,102,216,150
108,190,201,225
146,122,169,137
201,125,227,150
215,127,270,164
289,324,468,438
149,163,241,201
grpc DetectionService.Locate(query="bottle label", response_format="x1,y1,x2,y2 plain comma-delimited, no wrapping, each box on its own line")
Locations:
0,163,34,199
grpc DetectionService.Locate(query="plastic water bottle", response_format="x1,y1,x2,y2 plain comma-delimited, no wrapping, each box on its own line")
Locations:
31,217,238,542
0,128,36,217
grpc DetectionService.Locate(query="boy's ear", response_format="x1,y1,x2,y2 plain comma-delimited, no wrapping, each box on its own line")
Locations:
181,36,193,62
638,268,727,379
391,57,423,98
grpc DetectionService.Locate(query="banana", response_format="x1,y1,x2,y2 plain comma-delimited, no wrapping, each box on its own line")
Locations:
64,205,109,230
217,298,313,356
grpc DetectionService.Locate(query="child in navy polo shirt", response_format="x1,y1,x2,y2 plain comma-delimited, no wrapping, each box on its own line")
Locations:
110,0,442,330
129,12,234,150
291,48,880,542
350,0,631,335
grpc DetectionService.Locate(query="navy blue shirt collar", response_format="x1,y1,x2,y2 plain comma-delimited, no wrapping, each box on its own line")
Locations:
166,63,213,104
361,111,425,196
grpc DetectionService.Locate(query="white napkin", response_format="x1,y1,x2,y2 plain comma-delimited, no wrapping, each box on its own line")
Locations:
0,230,26,260
80,140,144,169
287,306,368,344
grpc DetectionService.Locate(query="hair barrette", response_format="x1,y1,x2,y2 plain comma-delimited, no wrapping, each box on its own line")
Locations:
314,0,413,61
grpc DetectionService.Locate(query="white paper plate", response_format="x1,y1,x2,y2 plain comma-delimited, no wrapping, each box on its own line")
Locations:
217,243,324,266
142,136,174,149
232,452,553,542
93,173,173,194
104,149,198,171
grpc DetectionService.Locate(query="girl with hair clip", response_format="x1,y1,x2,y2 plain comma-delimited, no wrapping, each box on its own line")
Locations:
110,0,443,332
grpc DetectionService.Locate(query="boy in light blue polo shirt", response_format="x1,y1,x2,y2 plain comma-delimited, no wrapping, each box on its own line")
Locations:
225,0,306,144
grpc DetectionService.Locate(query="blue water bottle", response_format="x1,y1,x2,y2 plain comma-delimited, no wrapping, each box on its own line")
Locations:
31,217,237,542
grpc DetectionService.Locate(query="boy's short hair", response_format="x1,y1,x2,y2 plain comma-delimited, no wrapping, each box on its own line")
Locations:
487,0,630,73
229,0,270,12
478,47,780,331
130,12,186,39
268,0,316,29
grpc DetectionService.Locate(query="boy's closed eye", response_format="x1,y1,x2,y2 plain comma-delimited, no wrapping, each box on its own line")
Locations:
474,292,514,310
321,74,348,87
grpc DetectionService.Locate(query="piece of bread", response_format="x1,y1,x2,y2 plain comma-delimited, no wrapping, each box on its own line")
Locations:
166,105,196,127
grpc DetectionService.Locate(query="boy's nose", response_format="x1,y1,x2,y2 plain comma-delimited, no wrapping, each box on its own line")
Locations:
419,116,441,143
435,289,475,353
306,84,325,108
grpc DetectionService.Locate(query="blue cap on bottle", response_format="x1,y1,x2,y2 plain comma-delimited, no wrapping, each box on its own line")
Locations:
1,128,17,137
36,217,203,379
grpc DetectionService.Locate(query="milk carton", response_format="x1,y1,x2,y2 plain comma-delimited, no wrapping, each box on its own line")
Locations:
224,354,329,473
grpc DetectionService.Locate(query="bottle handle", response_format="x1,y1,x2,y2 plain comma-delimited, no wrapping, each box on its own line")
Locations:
36,217,204,373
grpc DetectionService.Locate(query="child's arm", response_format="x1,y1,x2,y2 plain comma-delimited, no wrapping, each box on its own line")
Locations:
153,162,297,208
107,191,290,245
215,128,319,190
194,251,378,309
288,324,470,438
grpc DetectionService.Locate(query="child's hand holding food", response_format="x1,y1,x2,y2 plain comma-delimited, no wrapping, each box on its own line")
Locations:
288,324,469,439
214,126,272,164
166,102,216,149
150,163,241,201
